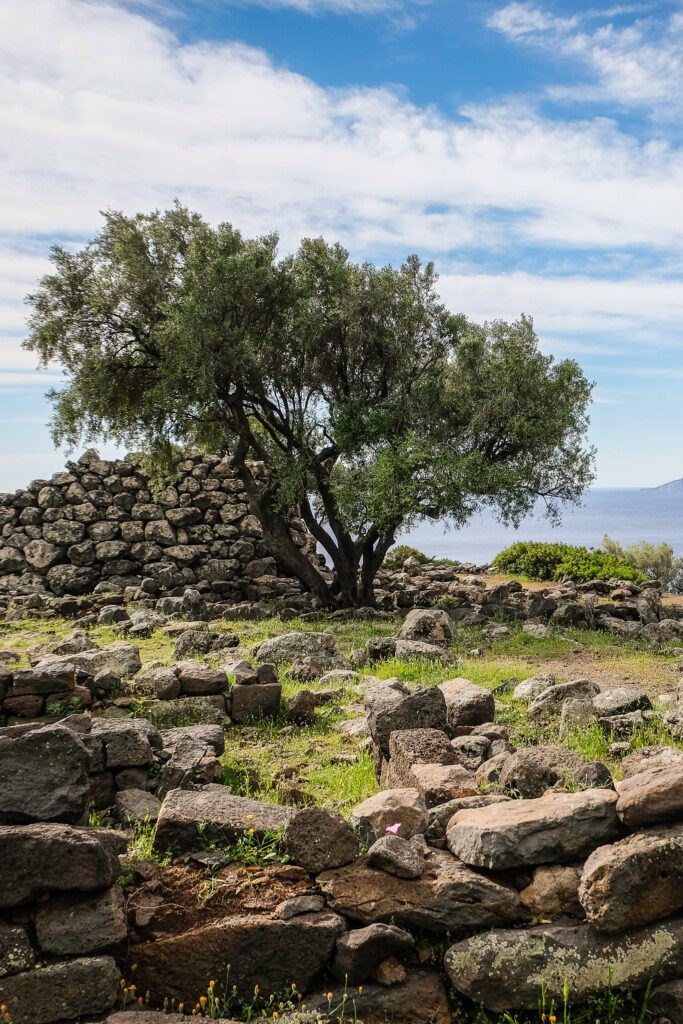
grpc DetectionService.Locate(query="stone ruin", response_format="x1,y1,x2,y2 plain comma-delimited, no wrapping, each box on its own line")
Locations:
0,448,317,603
1,617,683,1024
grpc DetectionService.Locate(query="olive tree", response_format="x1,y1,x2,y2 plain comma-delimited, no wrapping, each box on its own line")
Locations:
25,204,595,606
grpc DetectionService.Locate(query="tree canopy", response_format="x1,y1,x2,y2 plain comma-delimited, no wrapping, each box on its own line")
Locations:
25,204,595,606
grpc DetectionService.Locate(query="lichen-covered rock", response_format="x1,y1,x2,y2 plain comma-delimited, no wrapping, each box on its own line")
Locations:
396,608,454,646
444,917,683,1012
578,826,683,932
254,632,348,668
498,745,589,798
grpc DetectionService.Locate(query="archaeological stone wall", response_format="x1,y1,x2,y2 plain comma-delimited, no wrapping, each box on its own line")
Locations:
0,449,317,601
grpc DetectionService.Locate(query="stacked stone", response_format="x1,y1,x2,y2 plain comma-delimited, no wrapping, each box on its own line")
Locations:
0,448,315,600
0,725,126,1024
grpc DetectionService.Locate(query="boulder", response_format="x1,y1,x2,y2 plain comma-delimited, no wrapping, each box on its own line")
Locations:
593,685,652,716
175,661,228,696
0,823,120,909
38,643,142,679
620,745,683,780
513,673,556,701
498,745,590,798
115,789,162,826
231,681,281,723
34,887,127,955
89,718,160,769
444,917,683,1012
396,608,454,646
367,834,425,879
447,789,621,870
387,728,458,781
407,763,478,807
368,686,448,758
394,640,454,663
254,632,348,669
284,807,359,874
0,956,120,1023
160,724,225,756
519,864,582,918
134,666,181,701
616,762,683,826
425,795,511,845
318,848,521,935
528,679,599,722
438,678,494,729
128,912,345,1002
0,724,91,825
351,789,428,842
154,789,295,853
578,825,683,932
139,695,230,729
332,923,415,983
450,734,491,770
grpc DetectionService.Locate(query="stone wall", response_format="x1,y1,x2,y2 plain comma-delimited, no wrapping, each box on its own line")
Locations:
0,449,316,601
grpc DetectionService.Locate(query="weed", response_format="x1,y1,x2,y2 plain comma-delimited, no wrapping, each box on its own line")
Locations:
196,821,289,868
119,817,171,885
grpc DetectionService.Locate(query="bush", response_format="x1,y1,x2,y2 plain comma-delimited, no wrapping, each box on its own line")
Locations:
492,541,575,581
493,541,648,584
603,535,683,592
383,545,429,570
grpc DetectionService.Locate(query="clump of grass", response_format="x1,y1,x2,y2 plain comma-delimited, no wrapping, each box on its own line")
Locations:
119,817,171,885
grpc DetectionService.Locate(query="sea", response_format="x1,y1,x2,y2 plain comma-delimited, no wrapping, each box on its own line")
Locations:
396,489,683,566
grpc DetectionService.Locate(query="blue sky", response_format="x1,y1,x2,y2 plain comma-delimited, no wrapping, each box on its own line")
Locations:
1,0,683,489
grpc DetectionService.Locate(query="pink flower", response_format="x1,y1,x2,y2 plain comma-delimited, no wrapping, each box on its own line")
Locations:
385,823,401,834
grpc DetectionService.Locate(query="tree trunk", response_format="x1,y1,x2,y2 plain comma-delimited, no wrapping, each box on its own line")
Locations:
233,460,334,607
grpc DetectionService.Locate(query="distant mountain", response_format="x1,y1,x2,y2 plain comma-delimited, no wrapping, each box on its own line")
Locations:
649,478,683,492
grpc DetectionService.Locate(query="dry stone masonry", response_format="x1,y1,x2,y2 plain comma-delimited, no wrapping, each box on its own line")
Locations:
0,448,317,604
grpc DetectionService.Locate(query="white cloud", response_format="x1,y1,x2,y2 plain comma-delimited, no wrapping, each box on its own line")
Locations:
2,0,683,270
489,2,683,114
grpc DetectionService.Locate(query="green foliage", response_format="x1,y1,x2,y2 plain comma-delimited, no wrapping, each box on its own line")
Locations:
25,204,595,605
603,534,683,592
196,823,289,868
493,541,647,584
556,548,647,584
383,544,429,569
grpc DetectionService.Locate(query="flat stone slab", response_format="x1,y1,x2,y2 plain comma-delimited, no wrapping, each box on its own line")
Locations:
616,762,683,827
447,789,620,870
317,848,522,935
154,789,295,853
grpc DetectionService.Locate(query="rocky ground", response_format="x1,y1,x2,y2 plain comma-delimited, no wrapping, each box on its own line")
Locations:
1,577,683,1024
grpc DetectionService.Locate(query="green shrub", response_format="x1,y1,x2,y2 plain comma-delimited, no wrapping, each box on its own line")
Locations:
556,548,647,584
493,541,647,584
603,535,683,592
493,541,576,580
383,545,429,570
